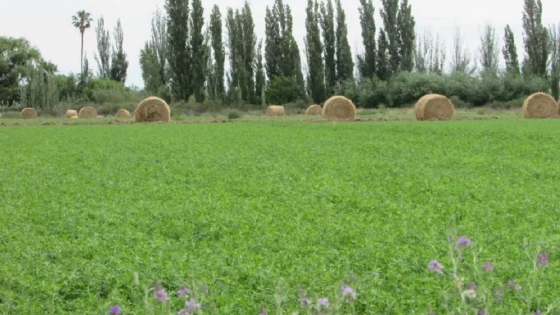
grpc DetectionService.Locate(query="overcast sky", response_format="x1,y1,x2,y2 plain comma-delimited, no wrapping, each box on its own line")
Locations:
1,0,559,88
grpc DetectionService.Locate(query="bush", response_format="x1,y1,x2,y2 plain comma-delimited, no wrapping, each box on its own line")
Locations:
339,72,551,109
227,110,243,120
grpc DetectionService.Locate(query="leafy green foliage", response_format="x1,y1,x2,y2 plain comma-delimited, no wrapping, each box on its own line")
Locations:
0,120,559,314
110,19,129,84
227,109,243,120
0,37,43,104
265,75,298,104
338,71,549,108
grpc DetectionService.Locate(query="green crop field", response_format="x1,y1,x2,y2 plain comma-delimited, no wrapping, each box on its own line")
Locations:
0,119,559,314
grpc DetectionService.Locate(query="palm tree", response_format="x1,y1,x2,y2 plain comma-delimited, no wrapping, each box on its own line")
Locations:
72,10,93,75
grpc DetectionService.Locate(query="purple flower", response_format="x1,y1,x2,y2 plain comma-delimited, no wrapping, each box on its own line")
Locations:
535,310,542,315
298,291,311,308
508,280,522,291
318,298,330,308
109,305,122,315
537,252,549,267
178,309,189,315
341,284,357,300
260,305,268,315
428,260,444,274
477,310,485,315
178,285,191,298
154,281,169,303
185,298,201,312
483,262,494,272
494,287,504,303
456,236,472,248
468,282,478,290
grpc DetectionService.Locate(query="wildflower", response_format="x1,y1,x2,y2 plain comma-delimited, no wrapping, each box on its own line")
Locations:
456,236,472,248
109,305,122,315
178,285,191,298
318,298,330,308
185,298,201,312
537,252,549,267
298,291,311,309
341,284,357,300
260,304,268,315
535,310,542,315
508,280,522,291
178,309,189,315
468,282,478,290
483,262,494,272
494,287,504,303
154,281,169,303
428,260,444,274
477,310,485,315
462,289,477,299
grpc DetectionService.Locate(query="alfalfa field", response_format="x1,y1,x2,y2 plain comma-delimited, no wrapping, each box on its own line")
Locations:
0,119,559,314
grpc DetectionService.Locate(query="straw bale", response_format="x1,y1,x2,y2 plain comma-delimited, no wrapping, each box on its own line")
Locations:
135,96,171,122
305,104,322,115
322,96,356,121
414,94,455,121
522,92,557,118
21,108,37,119
266,105,286,116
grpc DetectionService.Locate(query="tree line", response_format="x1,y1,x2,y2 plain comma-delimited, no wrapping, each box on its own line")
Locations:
0,0,558,111
138,0,559,108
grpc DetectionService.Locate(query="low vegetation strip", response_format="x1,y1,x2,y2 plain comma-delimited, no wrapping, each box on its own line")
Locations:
0,120,558,314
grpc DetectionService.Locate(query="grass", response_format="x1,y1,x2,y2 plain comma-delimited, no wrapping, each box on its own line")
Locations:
0,119,559,314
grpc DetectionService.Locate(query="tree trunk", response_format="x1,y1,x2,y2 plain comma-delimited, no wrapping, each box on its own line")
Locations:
80,32,84,75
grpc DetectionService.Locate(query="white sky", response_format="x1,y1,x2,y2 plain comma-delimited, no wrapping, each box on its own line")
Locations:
1,0,559,88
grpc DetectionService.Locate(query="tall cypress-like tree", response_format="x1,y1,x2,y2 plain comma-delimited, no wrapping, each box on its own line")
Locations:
397,0,415,72
320,0,336,93
139,8,168,95
522,0,549,77
264,6,281,82
478,23,500,74
110,19,128,83
305,0,326,103
549,25,560,100
209,5,225,100
358,0,376,78
376,28,390,81
265,0,304,94
190,0,207,102
226,8,241,93
503,25,520,75
335,0,354,84
255,39,265,105
241,2,256,104
94,16,111,78
380,0,400,76
166,0,191,101
450,26,474,74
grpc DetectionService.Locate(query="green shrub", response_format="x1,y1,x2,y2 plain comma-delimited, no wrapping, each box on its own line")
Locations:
227,110,243,120
339,72,551,109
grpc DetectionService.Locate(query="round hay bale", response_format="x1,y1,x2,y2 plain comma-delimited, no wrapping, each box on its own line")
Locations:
521,92,557,119
414,94,455,121
78,106,98,118
116,109,131,118
322,96,356,121
66,109,78,118
266,105,286,116
0,113,2,118
305,104,322,115
70,116,78,119
135,96,171,122
21,108,37,119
